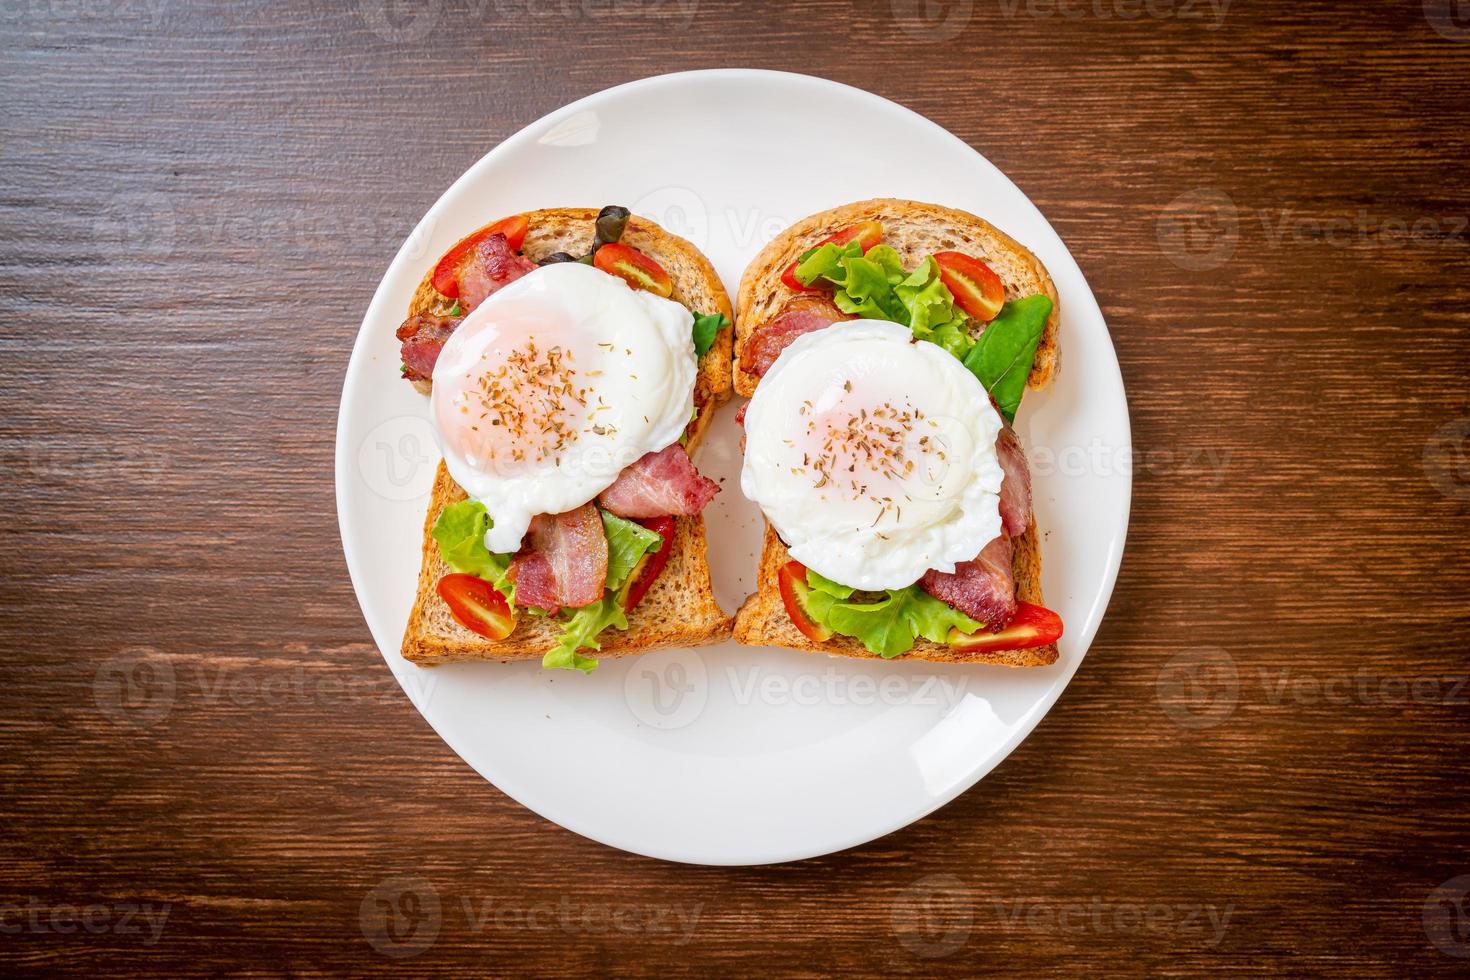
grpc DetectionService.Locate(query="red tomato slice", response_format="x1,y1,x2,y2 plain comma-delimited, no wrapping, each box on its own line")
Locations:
781,220,886,292
621,516,676,611
436,573,516,640
781,262,818,292
825,220,884,252
430,215,530,298
933,251,1006,322
593,242,673,297
777,560,833,642
947,602,1062,652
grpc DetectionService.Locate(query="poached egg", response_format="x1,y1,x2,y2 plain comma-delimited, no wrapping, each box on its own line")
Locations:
431,262,696,554
740,320,1005,591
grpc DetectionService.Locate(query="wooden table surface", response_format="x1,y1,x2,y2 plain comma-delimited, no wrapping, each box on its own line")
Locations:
3,0,1468,975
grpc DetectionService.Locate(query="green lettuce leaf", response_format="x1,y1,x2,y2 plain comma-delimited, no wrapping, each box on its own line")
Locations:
803,569,982,658
793,240,860,286
831,245,907,322
895,258,974,360
797,245,971,352
961,294,1053,423
541,511,663,673
543,594,628,674
691,311,729,358
601,510,663,591
431,500,514,600
793,239,1052,421
806,569,854,599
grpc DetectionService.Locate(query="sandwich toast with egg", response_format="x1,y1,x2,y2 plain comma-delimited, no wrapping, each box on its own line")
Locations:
731,199,1062,666
397,207,734,668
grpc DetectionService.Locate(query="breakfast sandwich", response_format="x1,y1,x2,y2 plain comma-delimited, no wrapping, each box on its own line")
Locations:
397,206,734,671
731,199,1064,665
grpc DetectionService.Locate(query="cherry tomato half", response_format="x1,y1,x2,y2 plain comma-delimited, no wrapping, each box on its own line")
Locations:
933,250,1006,322
622,516,676,612
947,601,1062,652
777,560,834,642
436,573,516,640
593,242,673,297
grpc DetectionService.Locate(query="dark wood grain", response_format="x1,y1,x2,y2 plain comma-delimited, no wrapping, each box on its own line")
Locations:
2,0,1468,975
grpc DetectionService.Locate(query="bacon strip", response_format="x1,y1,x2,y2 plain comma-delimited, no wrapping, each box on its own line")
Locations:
508,504,608,614
458,233,536,311
396,313,462,382
996,426,1033,538
738,294,852,377
920,534,1017,630
598,444,719,519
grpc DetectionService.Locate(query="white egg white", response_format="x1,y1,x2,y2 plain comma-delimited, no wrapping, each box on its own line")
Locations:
740,320,1005,591
431,262,696,554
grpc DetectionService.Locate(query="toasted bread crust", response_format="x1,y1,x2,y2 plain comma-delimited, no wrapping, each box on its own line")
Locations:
731,199,1060,666
733,198,1059,398
399,209,734,665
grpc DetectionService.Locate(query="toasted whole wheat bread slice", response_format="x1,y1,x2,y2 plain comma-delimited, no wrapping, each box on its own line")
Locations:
400,209,734,665
731,199,1060,666
732,198,1059,398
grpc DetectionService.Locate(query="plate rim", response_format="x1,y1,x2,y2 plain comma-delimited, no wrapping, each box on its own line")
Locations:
334,68,1132,866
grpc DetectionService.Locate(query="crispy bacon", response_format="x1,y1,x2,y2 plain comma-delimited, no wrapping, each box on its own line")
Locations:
458,233,536,312
508,504,608,614
996,426,1033,538
738,294,852,377
598,444,719,519
920,534,1017,630
396,313,462,382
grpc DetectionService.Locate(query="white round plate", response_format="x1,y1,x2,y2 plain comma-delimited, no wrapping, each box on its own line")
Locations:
336,69,1130,866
